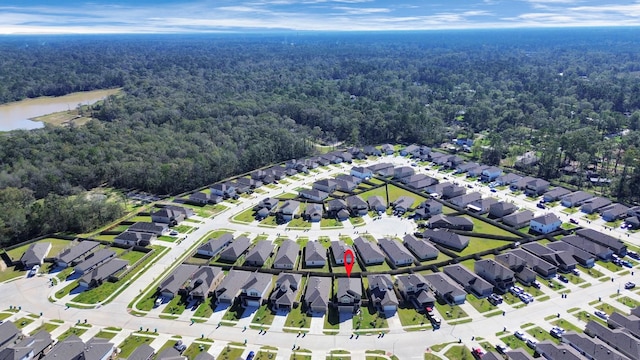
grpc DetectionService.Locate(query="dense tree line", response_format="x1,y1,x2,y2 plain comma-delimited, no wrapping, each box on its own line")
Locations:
1,29,640,243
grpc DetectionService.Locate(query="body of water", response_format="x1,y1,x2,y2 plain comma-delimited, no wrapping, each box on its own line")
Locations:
0,89,119,131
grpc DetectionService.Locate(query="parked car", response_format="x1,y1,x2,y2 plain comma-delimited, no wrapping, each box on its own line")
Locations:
28,265,39,277
621,261,633,268
526,339,538,349
519,293,533,304
495,344,508,354
531,281,541,289
514,330,526,340
509,286,524,295
246,351,255,360
594,310,608,320
550,326,565,338
571,268,580,276
431,317,441,328
558,275,569,283
154,298,163,307
169,230,179,236
627,251,639,260
174,340,186,353
536,202,546,209
489,293,503,305
490,189,497,193
472,348,484,359
624,282,636,289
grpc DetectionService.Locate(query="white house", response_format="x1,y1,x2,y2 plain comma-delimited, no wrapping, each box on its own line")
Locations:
350,166,373,179
530,213,562,234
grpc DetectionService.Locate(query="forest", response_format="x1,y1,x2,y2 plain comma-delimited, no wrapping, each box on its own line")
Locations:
1,29,640,244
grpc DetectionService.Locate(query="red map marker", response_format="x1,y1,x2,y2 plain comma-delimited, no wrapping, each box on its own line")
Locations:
344,249,355,278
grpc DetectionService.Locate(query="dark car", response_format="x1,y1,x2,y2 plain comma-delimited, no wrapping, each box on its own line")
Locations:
569,218,578,224
536,202,546,209
246,351,255,360
625,282,636,289
558,275,569,283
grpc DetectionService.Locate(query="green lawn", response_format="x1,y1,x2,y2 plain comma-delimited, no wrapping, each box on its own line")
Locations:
58,327,88,341
455,237,514,257
359,184,426,208
526,326,559,344
443,346,471,360
323,307,340,331
0,265,26,282
184,343,212,359
119,250,146,265
232,208,257,223
320,218,344,228
397,306,430,326
29,322,60,335
285,304,311,329
550,318,582,333
349,217,366,227
574,311,607,326
616,296,640,308
162,295,188,316
584,267,604,279
500,335,534,356
353,304,388,332
194,297,214,318
435,302,468,321
466,294,498,313
222,302,244,322
599,261,623,272
93,330,117,340
461,215,521,238
595,302,626,316
216,346,245,360
14,317,33,329
251,304,276,326
4,238,71,262
173,224,194,233
288,217,312,229
117,335,154,358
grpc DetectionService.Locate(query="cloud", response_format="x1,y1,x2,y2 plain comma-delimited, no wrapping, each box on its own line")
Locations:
332,6,391,15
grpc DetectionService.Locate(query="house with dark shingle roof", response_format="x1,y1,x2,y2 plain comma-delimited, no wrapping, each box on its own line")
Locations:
312,179,338,193
367,196,387,212
576,228,627,256
367,162,394,176
78,258,128,288
414,199,442,220
304,276,331,314
241,272,273,308
278,200,302,221
405,174,437,189
327,199,347,213
403,234,439,261
423,273,467,305
607,310,640,339
422,229,469,251
509,249,557,278
150,206,191,225
601,203,630,222
443,264,493,298
467,197,498,214
393,166,414,180
335,278,362,313
244,241,274,267
350,166,373,179
42,335,115,360
127,344,155,360
521,242,577,273
185,266,224,301
474,259,515,293
494,252,537,286
273,240,300,269
561,331,628,360
210,183,236,198
391,196,415,213
346,195,368,216
74,249,115,275
128,222,169,236
378,238,414,267
584,320,640,360
299,189,328,202
270,273,302,311
449,192,482,208
55,240,100,268
543,187,571,202
1,329,53,360
395,274,435,309
534,341,584,360
428,214,474,231
381,144,395,154
546,241,595,268
330,240,352,266
502,210,534,229
496,173,522,186
561,235,613,261
114,231,156,247
353,236,386,265
158,264,198,299
524,178,550,196
530,213,562,234
0,321,20,349
368,274,398,313
304,203,323,223
581,197,613,214
19,242,51,269
561,191,595,208
218,236,252,262
214,270,250,304
304,241,326,268
488,201,517,218
197,233,233,257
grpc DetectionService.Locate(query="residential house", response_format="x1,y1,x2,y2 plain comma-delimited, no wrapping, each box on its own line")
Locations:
561,331,628,360
442,184,466,199
299,189,328,202
329,241,353,268
363,146,382,156
391,196,415,213
304,241,326,268
0,321,20,349
320,153,342,164
524,178,550,197
575,229,627,256
510,176,536,191
278,200,301,221
443,264,494,298
155,347,186,360
210,183,236,198
368,274,399,313
19,242,51,269
244,241,275,267
127,344,155,360
218,236,252,262
406,175,438,190
336,209,350,221
403,234,439,261
335,178,358,192
449,192,482,208
584,320,640,360
350,166,373,179
543,187,571,203
335,174,361,185
381,144,395,155
158,264,198,299
312,179,338,194
547,241,595,268
78,258,128,288
601,204,630,222
311,156,329,166
55,240,100,268
74,249,115,275
197,233,233,257
128,222,169,236
395,274,435,309
426,183,454,198
185,266,225,301
467,164,489,178
607,310,640,339
422,229,470,251
0,329,53,360
240,272,273,308
494,252,537,286
353,236,386,265
414,200,442,219
428,214,474,231
378,238,414,267
273,240,300,269
481,166,503,182
400,144,420,156
114,231,156,247
496,173,522,186
534,341,584,360
236,177,262,190
367,196,387,212
561,235,614,261
254,197,278,211
502,210,534,229
424,273,467,305
504,349,535,360
42,335,114,360
270,273,302,311
304,203,323,223
529,213,562,234
151,206,193,225
474,259,515,293
488,202,517,218
509,249,557,278
188,191,220,205
346,195,368,216
366,162,394,176
327,199,348,213
515,151,538,169
335,278,362,313
335,151,353,163
521,242,577,273
304,276,331,314
561,191,595,208
393,166,414,180
214,270,250,304
581,197,613,214
455,162,477,174
467,197,498,214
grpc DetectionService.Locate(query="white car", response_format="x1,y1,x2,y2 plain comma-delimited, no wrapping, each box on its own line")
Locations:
29,265,40,277
514,330,526,340
510,286,524,295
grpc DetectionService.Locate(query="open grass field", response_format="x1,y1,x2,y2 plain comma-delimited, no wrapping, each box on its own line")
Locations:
461,215,521,238
358,184,426,208
456,237,514,257
4,238,71,261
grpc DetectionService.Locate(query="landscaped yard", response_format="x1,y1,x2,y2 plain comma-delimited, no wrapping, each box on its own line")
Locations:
287,217,312,229
443,346,472,360
526,326,559,344
320,218,343,228
461,216,521,238
397,305,430,326
29,322,60,335
595,302,625,316
58,327,88,341
194,297,214,319
119,250,146,265
4,238,72,262
358,184,426,208
162,295,188,316
455,237,514,257
184,342,212,359
500,335,534,356
285,304,311,329
251,304,276,326
323,307,340,331
466,294,498,313
353,305,388,332
216,346,245,360
117,335,154,358
550,318,582,333
434,302,468,321
616,296,640,308
93,330,117,340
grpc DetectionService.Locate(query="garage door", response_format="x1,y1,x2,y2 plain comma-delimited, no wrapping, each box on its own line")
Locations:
246,300,260,307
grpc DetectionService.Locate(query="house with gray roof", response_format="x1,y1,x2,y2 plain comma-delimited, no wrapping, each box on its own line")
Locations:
151,206,192,225
423,273,467,305
327,199,348,213
395,274,435,309
405,174,438,190
184,266,224,301
546,241,595,268
509,249,557,278
128,222,169,236
474,259,515,293
158,264,198,299
496,173,522,186
270,273,302,311
443,264,493,298
254,197,279,211
481,166,503,182
55,240,100,267
530,213,562,234
127,344,155,360
521,242,577,273
74,249,115,275
403,234,438,261
467,197,498,214
335,178,358,192
241,272,272,308
193,352,215,360
304,241,326,268
534,341,584,360
346,195,368,216
353,236,385,265
400,144,420,156
78,258,128,288
312,179,338,193
561,191,595,208
42,335,115,360
350,166,373,179
524,178,550,197
244,241,274,267
330,240,353,266
584,320,640,360
19,242,51,269
278,200,302,221
581,197,613,214
335,278,362,313
576,228,627,256
188,191,219,205
391,196,415,213
394,166,415,180
561,331,628,360
210,183,236,198
467,164,489,178
601,203,630,222
428,214,474,231
449,192,482,208
367,162,394,176
543,187,572,202
304,276,331,314
607,310,640,339
214,270,250,304
273,239,300,269
488,201,517,218
422,229,469,251
378,238,414,267
381,144,395,154
494,252,537,286
218,236,252,262
504,349,534,360
0,329,53,360
197,233,233,257
114,231,156,247
367,196,387,212
368,274,399,313
156,347,186,360
561,235,613,261
502,210,534,229
510,176,536,191
304,203,323,223
335,174,361,185
0,321,20,349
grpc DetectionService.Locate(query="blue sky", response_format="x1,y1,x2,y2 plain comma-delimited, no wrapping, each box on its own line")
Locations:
1,0,640,33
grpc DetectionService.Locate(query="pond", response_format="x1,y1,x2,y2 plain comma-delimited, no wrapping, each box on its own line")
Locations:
0,88,120,131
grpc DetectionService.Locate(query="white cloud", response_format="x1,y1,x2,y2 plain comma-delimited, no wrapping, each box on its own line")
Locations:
332,6,391,15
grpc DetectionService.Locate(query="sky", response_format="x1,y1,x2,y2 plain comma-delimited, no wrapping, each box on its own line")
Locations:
1,0,640,34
